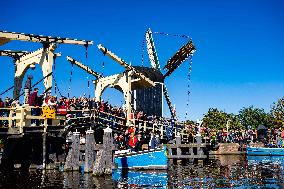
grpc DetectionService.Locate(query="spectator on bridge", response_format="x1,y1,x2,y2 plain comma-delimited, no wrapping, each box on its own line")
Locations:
128,132,138,151
28,88,39,106
149,132,157,149
0,98,4,108
47,96,57,108
28,88,40,126
135,132,143,151
117,134,126,150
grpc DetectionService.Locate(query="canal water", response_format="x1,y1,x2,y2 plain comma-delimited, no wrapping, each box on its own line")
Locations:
1,155,284,188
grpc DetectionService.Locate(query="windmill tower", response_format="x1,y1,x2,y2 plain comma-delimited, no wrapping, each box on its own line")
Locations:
133,28,196,120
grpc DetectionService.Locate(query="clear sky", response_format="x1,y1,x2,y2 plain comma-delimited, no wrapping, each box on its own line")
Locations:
1,0,284,121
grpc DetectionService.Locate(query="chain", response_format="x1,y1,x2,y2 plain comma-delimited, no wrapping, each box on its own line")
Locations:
185,55,193,120
84,44,91,98
153,31,191,39
68,63,74,98
52,75,63,97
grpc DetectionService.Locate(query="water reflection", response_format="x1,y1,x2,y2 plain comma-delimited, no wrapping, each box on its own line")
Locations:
112,169,167,188
0,156,284,188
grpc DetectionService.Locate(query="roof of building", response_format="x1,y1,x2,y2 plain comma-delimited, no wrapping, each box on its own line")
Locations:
133,66,164,83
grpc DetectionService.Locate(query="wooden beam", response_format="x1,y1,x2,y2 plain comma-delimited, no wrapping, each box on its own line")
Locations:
0,37,11,46
97,44,155,87
0,50,29,58
67,56,102,78
0,31,93,46
164,40,196,77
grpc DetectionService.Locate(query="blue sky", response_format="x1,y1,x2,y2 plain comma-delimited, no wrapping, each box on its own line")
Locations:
1,0,284,120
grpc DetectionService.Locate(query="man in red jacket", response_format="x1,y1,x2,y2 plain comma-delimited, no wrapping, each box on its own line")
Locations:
128,132,138,151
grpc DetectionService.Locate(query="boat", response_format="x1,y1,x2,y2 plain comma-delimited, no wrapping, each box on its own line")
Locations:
114,146,167,169
247,155,284,166
247,146,284,156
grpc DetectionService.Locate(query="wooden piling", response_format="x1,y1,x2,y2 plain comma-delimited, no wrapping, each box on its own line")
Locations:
93,127,113,175
64,131,80,171
84,128,94,173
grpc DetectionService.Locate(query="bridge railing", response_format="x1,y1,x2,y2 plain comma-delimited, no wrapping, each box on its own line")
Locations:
0,105,65,133
0,105,181,138
0,107,17,128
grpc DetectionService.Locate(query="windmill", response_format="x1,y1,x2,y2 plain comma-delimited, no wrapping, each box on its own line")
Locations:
67,28,195,122
135,28,196,120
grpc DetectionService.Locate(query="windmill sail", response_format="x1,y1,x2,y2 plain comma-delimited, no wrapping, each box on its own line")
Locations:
163,84,177,120
164,40,195,77
145,28,160,70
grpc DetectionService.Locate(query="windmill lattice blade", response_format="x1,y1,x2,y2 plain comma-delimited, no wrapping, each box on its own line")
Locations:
163,84,177,120
145,28,160,70
164,40,195,78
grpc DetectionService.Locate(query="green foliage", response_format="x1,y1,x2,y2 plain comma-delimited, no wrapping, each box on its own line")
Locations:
202,108,228,130
201,97,282,130
185,120,195,125
271,97,284,127
227,113,244,130
238,106,273,129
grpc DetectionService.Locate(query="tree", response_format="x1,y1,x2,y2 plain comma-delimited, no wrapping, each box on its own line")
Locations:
202,108,228,130
227,113,244,130
238,106,273,129
271,97,284,127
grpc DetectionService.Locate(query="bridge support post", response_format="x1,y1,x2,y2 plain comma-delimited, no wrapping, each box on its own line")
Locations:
84,128,94,173
196,134,204,158
176,133,181,156
93,127,113,175
64,131,80,171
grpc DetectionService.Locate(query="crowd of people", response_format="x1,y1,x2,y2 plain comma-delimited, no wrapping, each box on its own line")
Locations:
113,125,160,152
0,88,156,127
2,88,284,150
183,124,284,150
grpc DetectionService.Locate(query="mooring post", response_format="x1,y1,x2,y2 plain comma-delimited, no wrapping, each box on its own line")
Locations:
103,127,113,174
93,127,114,175
196,134,203,157
64,131,80,171
84,128,94,173
176,133,181,156
196,133,204,165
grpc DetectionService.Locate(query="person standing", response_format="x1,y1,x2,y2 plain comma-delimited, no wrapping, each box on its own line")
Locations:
128,132,138,151
28,88,39,126
149,132,157,149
